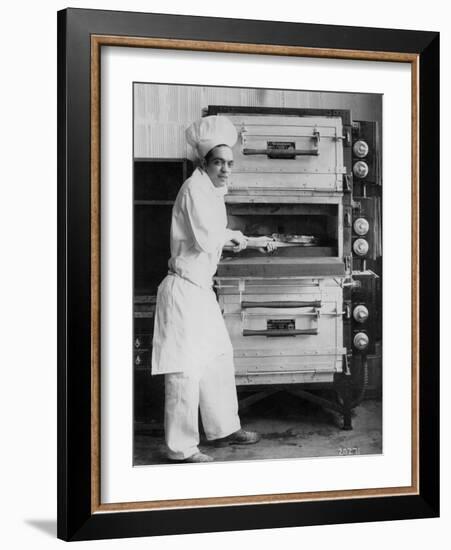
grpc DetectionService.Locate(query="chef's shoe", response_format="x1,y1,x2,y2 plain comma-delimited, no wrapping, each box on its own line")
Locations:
214,429,261,447
173,452,214,463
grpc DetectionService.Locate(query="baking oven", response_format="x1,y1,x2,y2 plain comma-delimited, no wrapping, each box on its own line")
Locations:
209,106,381,429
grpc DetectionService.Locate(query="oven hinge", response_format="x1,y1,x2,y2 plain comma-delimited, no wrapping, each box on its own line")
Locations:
343,301,351,320
344,255,352,275
343,353,352,376
240,124,248,148
344,174,353,193
343,126,352,147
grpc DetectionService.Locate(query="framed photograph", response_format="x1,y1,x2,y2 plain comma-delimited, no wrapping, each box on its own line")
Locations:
57,8,439,541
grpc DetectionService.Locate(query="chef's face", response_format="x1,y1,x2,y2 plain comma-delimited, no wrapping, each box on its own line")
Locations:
204,145,234,188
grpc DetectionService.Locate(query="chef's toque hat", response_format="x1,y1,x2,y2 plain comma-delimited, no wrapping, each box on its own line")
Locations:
185,115,237,158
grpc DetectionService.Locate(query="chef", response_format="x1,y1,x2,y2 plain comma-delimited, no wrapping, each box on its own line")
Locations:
151,115,274,463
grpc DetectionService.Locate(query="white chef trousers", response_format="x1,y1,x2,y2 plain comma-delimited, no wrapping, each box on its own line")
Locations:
164,352,241,460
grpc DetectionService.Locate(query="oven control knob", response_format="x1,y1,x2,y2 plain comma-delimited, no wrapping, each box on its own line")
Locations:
354,332,369,350
353,217,369,235
353,140,369,158
353,160,369,178
353,238,369,256
353,305,369,323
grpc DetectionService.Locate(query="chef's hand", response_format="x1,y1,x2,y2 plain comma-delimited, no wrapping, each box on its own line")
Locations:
246,236,278,253
230,234,248,253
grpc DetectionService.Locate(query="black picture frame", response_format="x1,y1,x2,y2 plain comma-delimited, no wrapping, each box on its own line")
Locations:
57,7,439,541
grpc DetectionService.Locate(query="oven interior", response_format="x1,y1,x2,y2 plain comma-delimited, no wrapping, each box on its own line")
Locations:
223,202,340,258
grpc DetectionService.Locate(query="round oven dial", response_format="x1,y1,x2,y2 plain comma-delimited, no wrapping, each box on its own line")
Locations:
354,332,369,350
353,305,369,323
353,238,369,256
353,140,369,158
353,217,369,235
353,160,369,178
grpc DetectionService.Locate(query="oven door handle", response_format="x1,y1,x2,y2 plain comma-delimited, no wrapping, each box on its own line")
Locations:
243,328,318,337
241,300,321,309
242,147,319,158
242,131,320,158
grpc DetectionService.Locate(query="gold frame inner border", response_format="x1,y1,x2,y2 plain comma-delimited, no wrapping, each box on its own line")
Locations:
90,34,420,514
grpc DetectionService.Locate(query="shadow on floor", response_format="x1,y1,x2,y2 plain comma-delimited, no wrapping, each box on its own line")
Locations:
25,519,57,538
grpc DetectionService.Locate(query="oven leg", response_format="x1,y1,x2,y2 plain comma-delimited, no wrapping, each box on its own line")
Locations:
341,383,353,430
237,389,278,414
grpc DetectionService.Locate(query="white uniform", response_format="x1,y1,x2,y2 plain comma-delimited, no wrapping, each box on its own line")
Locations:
152,167,242,459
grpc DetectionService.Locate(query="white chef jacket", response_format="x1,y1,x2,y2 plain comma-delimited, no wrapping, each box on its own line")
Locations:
151,168,243,375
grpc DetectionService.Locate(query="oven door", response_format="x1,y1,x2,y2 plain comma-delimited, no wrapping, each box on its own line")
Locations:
225,114,346,193
216,278,345,385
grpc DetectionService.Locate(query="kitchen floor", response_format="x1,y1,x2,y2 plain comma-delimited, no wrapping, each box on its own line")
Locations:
133,393,382,465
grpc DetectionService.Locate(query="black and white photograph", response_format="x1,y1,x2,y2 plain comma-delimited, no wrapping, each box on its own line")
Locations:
132,83,383,466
